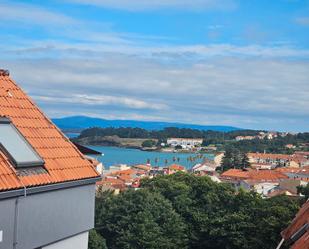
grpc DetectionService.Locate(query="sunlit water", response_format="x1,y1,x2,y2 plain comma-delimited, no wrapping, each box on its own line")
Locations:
88,146,214,169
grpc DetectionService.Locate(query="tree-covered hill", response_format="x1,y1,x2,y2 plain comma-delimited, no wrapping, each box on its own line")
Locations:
75,126,309,153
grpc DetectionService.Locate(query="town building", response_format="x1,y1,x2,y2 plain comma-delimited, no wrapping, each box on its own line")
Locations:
0,69,101,249
214,152,224,167
240,180,278,197
235,136,256,141
220,169,288,190
167,138,203,149
192,159,217,173
247,153,291,167
167,164,186,174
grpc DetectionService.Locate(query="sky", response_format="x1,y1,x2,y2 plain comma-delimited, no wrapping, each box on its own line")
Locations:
0,0,309,131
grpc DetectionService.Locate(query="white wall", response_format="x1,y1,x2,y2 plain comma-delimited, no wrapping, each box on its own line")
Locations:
43,232,89,249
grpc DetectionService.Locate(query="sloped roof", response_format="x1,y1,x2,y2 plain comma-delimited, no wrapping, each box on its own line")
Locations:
0,71,99,192
281,201,309,249
221,169,288,181
169,164,185,171
221,169,250,179
248,153,291,160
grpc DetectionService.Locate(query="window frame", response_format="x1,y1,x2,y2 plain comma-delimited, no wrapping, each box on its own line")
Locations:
0,117,45,168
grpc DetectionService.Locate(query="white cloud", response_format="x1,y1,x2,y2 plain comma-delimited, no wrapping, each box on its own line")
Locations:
2,53,309,131
66,0,236,11
295,17,309,26
0,1,75,26
37,93,168,110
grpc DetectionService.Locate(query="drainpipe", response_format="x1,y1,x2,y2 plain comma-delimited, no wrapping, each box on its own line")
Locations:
13,184,27,249
276,238,285,249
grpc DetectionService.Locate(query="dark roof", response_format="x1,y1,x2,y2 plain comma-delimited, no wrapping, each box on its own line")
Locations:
73,142,102,155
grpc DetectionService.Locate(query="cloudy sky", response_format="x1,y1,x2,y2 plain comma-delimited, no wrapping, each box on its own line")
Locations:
1,0,309,131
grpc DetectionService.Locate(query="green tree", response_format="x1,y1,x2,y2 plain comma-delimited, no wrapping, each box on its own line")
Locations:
240,153,250,169
141,173,299,249
297,184,309,202
88,229,107,249
141,139,156,147
220,150,233,172
94,174,299,249
95,189,188,249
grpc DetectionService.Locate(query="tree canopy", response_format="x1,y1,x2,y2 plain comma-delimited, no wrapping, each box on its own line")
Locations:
93,173,300,249
77,127,309,153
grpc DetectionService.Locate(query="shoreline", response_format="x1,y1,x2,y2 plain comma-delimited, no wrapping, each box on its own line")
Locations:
85,143,215,155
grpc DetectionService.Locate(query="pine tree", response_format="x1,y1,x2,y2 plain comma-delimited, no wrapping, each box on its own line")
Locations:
220,149,233,172
240,153,250,169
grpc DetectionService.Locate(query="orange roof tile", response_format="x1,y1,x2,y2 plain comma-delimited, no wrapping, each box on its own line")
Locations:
169,164,185,171
248,152,291,160
133,164,151,171
0,72,100,192
221,169,250,179
281,201,309,249
221,169,288,181
110,168,137,176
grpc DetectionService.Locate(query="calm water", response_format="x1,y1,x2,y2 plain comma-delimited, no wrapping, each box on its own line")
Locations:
89,146,214,169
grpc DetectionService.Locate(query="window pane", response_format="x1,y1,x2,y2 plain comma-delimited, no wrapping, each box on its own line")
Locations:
0,123,44,167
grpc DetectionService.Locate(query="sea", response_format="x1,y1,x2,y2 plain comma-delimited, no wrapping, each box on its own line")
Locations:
88,146,214,169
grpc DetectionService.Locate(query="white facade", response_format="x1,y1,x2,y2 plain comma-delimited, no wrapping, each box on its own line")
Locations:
43,232,89,249
240,181,278,197
108,164,130,173
167,138,203,149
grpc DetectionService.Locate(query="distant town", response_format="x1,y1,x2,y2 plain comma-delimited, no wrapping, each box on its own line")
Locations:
73,127,309,199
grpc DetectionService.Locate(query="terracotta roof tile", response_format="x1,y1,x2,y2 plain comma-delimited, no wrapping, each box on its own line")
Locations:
248,152,291,160
281,201,309,249
169,164,185,171
0,74,100,192
221,169,288,182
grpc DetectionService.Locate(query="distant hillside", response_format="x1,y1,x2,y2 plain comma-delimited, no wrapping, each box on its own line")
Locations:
52,116,241,132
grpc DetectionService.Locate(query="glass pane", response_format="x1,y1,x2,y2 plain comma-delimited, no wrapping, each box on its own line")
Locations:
0,123,44,167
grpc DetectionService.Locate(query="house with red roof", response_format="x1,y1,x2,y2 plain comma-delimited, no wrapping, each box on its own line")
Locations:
248,152,291,166
0,70,101,249
220,168,289,195
167,164,186,174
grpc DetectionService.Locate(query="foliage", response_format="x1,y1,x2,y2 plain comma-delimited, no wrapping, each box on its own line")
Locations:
297,184,309,201
219,147,249,171
141,139,157,147
94,173,300,249
88,229,107,249
77,127,309,153
95,189,187,249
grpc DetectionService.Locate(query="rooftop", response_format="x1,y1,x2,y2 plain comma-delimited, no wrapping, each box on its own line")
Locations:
248,153,291,160
221,169,288,181
0,71,100,192
281,201,309,249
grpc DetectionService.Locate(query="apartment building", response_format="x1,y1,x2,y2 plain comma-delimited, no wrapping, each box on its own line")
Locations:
0,70,100,249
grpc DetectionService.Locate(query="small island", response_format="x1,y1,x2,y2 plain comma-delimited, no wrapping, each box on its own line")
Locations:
72,126,309,154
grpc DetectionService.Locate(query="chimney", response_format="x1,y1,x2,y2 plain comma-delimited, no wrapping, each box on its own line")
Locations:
0,69,10,76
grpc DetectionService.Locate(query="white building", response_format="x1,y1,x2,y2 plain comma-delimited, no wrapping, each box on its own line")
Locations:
167,138,203,149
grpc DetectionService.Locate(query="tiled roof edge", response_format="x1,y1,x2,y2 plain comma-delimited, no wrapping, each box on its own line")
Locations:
0,176,101,200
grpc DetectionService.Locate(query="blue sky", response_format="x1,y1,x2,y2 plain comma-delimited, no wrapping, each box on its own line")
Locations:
0,0,309,131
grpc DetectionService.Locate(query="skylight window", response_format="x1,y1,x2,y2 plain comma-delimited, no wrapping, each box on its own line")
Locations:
0,117,44,168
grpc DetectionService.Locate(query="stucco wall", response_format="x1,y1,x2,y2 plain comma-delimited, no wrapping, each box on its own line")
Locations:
0,184,95,249
43,232,89,249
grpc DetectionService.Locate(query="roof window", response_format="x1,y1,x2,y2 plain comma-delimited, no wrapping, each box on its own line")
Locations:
0,117,44,168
